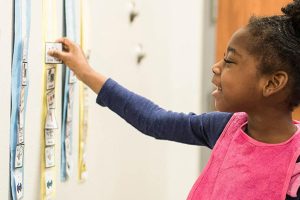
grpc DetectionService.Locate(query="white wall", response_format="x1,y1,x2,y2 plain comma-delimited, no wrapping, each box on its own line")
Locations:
0,0,213,199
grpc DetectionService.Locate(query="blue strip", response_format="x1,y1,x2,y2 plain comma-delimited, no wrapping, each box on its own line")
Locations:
10,0,31,199
61,0,77,181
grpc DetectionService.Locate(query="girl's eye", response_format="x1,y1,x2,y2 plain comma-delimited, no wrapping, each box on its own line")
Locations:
223,58,234,64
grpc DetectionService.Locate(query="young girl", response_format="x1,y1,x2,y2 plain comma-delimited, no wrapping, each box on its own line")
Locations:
49,0,300,199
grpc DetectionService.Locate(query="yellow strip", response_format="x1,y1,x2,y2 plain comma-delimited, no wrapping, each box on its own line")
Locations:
40,0,58,199
78,81,85,181
78,0,84,180
78,0,88,181
39,1,47,198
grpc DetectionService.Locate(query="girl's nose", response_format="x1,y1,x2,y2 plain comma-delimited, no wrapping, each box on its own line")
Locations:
212,61,222,75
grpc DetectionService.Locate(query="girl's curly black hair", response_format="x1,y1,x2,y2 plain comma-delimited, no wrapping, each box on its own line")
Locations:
246,0,300,110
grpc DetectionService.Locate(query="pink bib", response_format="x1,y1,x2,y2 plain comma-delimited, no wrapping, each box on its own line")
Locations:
187,112,300,200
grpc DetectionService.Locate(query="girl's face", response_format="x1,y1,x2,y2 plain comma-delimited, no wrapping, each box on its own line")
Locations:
212,27,266,113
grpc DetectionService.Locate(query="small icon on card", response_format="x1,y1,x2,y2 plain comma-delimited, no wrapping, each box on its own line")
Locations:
45,145,55,168
15,145,24,168
14,169,24,199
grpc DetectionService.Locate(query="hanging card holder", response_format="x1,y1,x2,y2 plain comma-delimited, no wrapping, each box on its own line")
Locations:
40,0,59,199
78,0,90,181
61,0,77,181
10,0,30,199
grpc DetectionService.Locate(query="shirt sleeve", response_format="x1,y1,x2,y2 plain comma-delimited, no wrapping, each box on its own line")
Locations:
96,78,233,148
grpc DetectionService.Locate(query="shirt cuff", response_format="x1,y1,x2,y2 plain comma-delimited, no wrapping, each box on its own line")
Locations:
96,78,117,106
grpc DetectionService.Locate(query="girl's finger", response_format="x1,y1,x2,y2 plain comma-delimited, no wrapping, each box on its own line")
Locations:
48,50,68,61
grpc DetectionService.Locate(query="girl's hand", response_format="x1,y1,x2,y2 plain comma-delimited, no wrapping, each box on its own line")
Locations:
48,38,91,81
48,37,108,94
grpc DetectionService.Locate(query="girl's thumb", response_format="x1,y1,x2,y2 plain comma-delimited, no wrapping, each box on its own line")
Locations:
48,50,66,61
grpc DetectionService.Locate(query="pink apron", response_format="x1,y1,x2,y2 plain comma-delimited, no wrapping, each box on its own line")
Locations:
187,112,300,200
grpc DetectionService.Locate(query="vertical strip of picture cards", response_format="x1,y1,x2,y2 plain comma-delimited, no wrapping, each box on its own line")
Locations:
40,0,59,199
78,0,90,181
61,0,77,181
10,0,31,199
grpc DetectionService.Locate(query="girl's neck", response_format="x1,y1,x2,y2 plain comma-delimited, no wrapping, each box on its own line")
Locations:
246,110,297,144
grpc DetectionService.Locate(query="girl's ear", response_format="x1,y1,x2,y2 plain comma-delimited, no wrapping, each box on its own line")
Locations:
263,71,289,97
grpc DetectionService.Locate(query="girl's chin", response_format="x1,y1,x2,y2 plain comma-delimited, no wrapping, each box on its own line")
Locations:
214,102,236,113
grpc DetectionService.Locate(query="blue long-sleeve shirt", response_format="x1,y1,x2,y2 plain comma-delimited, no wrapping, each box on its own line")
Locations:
96,78,300,199
96,78,232,148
